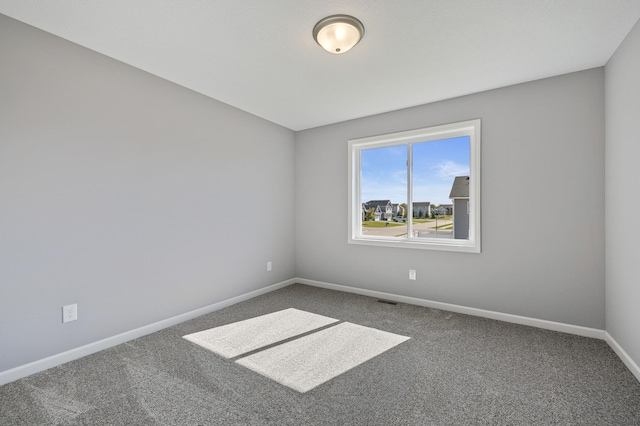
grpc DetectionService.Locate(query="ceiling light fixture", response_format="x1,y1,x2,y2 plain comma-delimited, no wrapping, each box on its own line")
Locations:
313,14,364,54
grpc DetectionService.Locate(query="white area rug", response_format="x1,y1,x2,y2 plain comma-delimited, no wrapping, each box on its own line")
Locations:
237,322,410,393
183,308,338,358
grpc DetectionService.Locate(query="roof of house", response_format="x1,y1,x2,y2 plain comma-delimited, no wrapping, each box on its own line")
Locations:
413,202,430,207
449,176,470,199
364,200,391,210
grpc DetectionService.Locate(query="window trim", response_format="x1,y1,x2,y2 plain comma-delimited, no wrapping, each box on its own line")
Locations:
347,119,481,253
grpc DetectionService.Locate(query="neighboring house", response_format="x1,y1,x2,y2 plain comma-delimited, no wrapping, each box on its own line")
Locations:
431,204,453,216
412,202,431,218
363,200,393,221
449,176,470,239
392,203,406,218
440,204,453,215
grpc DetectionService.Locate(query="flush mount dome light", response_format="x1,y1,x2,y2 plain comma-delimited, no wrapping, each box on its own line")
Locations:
313,14,364,54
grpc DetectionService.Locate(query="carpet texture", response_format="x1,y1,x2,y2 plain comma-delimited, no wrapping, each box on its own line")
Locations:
1,284,639,425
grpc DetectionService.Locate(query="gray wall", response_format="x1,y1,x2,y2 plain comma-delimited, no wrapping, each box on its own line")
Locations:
296,69,605,329
605,19,640,370
0,15,296,372
3,11,625,377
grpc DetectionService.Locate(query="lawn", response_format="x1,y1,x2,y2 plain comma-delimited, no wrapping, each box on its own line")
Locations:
434,224,453,230
413,216,452,223
362,221,404,228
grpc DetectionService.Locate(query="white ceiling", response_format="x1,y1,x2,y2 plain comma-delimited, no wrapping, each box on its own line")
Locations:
1,1,639,131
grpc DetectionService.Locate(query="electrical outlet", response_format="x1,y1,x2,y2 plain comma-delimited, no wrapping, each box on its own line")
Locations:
409,269,417,280
62,304,77,323
267,261,272,272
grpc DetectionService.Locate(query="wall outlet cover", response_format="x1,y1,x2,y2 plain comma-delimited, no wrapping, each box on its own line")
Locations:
63,304,78,323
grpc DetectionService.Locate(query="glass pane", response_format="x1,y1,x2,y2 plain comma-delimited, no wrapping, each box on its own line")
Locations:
361,146,408,238
411,136,470,240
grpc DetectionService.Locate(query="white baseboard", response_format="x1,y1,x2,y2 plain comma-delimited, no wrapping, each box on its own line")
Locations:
297,278,605,340
5,277,632,387
0,279,296,386
605,332,640,383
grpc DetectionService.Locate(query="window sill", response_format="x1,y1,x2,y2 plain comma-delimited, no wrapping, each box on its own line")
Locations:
348,236,481,253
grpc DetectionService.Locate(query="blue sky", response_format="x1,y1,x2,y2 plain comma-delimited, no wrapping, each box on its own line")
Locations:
361,136,469,205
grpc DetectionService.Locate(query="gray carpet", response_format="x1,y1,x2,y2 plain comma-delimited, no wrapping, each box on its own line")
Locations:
1,284,639,425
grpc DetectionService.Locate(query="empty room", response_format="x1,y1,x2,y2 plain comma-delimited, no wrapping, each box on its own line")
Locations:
1,1,640,424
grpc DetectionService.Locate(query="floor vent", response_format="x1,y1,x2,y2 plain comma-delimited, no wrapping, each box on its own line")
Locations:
377,299,398,305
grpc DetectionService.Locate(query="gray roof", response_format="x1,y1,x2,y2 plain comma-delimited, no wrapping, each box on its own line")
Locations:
364,200,391,210
449,176,470,199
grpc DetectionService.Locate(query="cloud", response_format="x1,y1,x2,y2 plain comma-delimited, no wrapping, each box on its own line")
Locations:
412,182,454,205
361,185,407,204
361,160,468,205
432,161,469,180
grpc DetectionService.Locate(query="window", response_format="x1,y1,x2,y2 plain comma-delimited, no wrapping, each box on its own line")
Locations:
348,119,481,252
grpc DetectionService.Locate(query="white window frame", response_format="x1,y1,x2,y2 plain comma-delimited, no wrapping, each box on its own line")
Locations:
348,119,481,253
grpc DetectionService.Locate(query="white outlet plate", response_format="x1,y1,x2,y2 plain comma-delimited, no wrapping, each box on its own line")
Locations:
62,304,78,323
409,269,417,280
267,261,272,272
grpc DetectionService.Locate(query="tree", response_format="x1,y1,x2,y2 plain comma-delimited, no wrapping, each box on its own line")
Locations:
400,203,408,218
365,208,375,222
